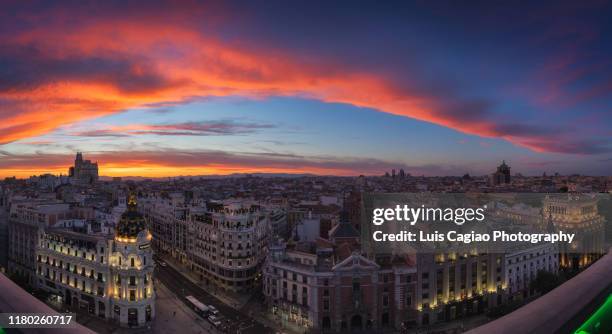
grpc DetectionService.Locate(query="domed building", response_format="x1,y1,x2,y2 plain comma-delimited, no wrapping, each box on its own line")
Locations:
116,194,148,241
33,193,156,328
109,193,155,327
490,160,511,185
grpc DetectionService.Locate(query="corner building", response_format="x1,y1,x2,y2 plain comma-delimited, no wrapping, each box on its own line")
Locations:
35,195,155,327
189,200,271,293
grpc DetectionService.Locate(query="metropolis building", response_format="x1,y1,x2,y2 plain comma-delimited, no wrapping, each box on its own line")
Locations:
35,194,155,327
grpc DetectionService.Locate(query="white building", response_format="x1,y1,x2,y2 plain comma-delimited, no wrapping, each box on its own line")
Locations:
504,243,558,300
35,195,155,327
189,199,271,292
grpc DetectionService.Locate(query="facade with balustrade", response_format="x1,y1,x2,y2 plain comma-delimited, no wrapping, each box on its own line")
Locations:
189,200,271,292
35,195,155,327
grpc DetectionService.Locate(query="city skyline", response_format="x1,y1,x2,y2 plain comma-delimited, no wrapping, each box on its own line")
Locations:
1,1,612,178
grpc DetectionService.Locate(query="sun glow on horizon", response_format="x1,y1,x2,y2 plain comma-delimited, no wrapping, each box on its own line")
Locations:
0,163,364,179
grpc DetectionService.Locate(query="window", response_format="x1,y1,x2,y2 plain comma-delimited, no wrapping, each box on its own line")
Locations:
130,276,136,286
129,290,136,301
130,258,135,267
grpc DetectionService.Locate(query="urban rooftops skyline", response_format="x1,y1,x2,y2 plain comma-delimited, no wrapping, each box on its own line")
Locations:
3,153,612,182
1,2,612,332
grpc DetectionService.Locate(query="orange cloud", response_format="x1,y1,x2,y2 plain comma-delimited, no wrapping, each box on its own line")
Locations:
0,10,606,155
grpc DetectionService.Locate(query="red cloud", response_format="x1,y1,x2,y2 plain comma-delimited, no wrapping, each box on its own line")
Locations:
0,5,607,155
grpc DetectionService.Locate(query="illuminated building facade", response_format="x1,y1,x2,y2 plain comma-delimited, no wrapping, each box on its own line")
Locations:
35,195,155,327
415,252,506,327
544,194,606,269
264,217,507,332
8,201,75,286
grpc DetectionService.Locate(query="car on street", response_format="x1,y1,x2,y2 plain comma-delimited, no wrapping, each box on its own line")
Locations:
208,315,222,327
208,305,219,315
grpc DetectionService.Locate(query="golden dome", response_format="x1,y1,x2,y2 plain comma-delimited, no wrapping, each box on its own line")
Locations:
116,193,147,239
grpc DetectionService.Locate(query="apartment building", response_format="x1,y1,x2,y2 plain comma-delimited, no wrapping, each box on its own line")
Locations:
189,200,271,293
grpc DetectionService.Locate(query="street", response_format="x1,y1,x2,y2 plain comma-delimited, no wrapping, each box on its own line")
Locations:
154,262,273,334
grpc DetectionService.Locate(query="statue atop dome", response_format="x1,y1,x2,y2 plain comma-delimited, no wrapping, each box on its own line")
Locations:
128,192,138,208
116,191,147,240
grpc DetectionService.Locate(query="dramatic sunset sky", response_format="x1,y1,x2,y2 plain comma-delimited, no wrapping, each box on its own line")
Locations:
1,1,611,178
